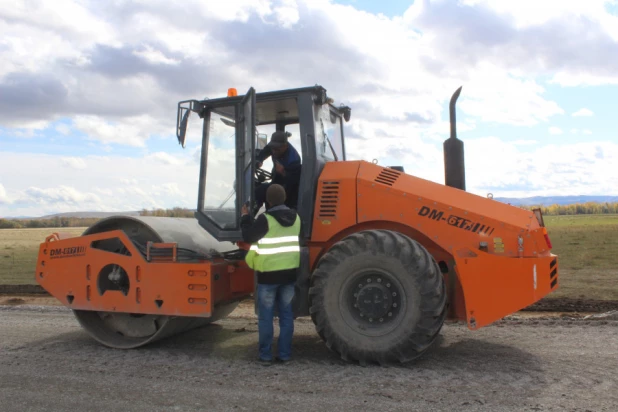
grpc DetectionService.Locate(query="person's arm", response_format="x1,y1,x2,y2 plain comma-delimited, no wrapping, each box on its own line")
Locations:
277,144,301,181
256,146,272,166
240,213,269,244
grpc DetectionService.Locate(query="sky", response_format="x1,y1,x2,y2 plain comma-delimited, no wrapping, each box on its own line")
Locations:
1,0,618,217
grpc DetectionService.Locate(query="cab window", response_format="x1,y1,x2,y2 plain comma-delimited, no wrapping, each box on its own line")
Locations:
316,105,344,161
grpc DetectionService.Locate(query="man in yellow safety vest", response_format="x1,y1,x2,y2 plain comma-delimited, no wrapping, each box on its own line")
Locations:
241,184,301,365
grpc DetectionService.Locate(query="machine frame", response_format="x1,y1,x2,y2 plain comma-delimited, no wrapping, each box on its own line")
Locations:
33,84,558,363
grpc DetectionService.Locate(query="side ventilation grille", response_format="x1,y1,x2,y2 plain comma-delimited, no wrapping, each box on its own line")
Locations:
318,181,340,218
375,168,401,186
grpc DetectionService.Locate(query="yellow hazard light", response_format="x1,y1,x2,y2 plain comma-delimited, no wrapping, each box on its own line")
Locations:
228,88,237,97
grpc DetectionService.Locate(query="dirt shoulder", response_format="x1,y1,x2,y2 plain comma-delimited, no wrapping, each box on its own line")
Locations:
3,284,618,314
2,305,617,412
524,297,618,313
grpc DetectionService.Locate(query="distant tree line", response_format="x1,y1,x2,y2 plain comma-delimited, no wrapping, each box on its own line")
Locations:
138,204,618,217
520,202,618,216
1,203,616,229
0,208,195,229
138,207,195,217
0,217,101,229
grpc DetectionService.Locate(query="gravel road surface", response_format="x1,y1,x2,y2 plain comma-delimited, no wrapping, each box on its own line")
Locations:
1,303,617,412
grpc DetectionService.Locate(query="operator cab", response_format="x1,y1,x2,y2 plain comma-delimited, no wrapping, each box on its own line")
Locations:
176,86,351,242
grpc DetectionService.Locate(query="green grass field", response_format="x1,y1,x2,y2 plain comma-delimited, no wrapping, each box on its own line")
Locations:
1,215,617,300
542,214,618,300
0,227,86,285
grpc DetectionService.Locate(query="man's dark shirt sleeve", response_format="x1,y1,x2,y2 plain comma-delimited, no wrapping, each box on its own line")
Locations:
256,146,272,164
240,213,269,244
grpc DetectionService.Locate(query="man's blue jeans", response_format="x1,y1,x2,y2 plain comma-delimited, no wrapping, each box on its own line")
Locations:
257,282,295,361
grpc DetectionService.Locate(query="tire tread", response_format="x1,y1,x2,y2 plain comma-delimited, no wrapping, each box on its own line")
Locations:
308,229,447,365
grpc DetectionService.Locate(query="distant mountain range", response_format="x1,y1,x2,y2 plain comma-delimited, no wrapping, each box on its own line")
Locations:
494,195,618,206
4,211,142,220
42,211,142,219
3,196,618,219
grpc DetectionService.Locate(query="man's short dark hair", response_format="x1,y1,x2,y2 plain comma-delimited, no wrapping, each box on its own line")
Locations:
266,184,286,207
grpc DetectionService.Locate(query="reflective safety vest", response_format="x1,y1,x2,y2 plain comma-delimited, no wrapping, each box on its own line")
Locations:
245,213,301,272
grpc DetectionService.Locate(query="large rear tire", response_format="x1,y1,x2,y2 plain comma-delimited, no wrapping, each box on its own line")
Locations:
308,230,447,365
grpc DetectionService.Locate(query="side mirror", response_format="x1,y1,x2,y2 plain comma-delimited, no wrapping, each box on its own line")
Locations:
339,105,351,122
220,118,236,128
177,107,190,148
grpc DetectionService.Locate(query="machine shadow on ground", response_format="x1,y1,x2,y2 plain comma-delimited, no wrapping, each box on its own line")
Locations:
103,319,546,372
3,315,549,405
7,317,542,370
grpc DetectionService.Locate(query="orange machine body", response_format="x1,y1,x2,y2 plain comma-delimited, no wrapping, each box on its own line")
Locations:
36,231,254,318
35,160,557,330
308,160,558,330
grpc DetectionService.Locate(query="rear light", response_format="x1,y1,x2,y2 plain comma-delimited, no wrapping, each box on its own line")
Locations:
542,227,552,249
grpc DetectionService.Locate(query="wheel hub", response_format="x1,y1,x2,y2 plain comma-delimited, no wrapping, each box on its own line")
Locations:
349,275,402,326
356,283,392,319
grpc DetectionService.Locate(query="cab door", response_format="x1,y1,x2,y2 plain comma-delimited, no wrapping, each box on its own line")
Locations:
195,87,256,242
237,87,257,230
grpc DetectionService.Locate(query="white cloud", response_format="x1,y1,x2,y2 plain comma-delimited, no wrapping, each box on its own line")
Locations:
0,152,201,216
61,157,87,169
512,140,538,146
195,0,273,23
569,128,594,136
95,188,113,196
457,71,564,126
274,0,300,28
133,45,180,65
572,108,594,117
458,0,616,29
462,138,618,197
0,183,10,205
1,131,618,216
55,124,71,135
151,183,185,197
147,152,182,165
1,0,618,216
549,127,563,135
405,0,618,88
0,120,51,136
0,0,117,45
2,0,587,139
120,178,138,186
21,186,102,207
72,115,167,148
550,72,618,87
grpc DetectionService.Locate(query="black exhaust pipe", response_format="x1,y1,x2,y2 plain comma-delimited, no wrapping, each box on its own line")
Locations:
443,86,465,191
